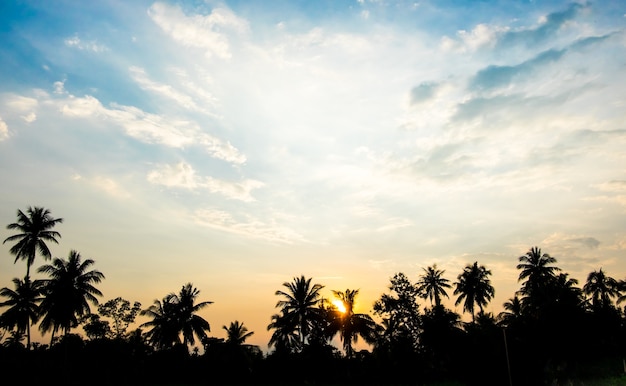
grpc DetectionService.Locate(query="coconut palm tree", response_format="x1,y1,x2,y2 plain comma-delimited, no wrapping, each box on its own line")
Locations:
267,311,300,353
327,289,378,358
273,275,324,350
140,296,181,350
3,206,63,279
454,262,495,322
140,283,212,350
517,246,560,297
223,321,254,345
0,277,45,349
416,264,451,308
583,269,620,310
497,295,523,327
37,250,104,343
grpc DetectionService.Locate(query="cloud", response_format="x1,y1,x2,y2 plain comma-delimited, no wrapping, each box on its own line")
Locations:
64,36,108,52
0,116,8,140
147,161,263,202
72,173,130,199
129,66,216,116
496,3,585,49
60,94,245,164
148,2,248,59
410,82,440,104
194,208,305,244
470,34,611,91
441,23,504,53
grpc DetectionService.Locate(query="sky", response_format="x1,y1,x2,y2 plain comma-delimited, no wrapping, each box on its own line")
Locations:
0,0,625,352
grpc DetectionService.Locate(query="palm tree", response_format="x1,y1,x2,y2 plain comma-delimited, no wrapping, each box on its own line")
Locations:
0,277,45,349
416,264,451,308
327,289,378,358
223,321,254,345
267,311,300,353
517,246,560,298
141,283,212,350
176,283,213,347
140,296,181,349
3,206,63,279
497,295,523,327
273,275,324,349
454,262,495,322
583,269,620,309
37,250,104,343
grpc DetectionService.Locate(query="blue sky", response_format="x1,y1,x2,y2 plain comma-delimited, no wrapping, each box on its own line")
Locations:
1,0,625,350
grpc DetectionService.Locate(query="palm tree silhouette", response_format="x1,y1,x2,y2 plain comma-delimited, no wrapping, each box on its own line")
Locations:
3,206,63,279
497,295,523,327
454,262,495,322
583,269,620,309
517,247,560,296
37,250,104,343
327,289,378,358
416,264,451,308
0,277,44,349
273,275,324,350
223,321,254,345
141,283,212,350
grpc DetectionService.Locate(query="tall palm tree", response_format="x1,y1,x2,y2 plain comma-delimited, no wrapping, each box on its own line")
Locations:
175,283,212,347
416,264,451,308
327,289,378,358
454,262,495,322
273,275,324,349
583,269,620,309
0,277,45,349
37,250,104,343
140,283,212,350
3,206,63,279
267,311,300,353
223,321,254,345
517,246,560,297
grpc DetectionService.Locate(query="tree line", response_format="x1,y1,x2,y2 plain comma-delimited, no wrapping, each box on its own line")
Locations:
1,206,625,385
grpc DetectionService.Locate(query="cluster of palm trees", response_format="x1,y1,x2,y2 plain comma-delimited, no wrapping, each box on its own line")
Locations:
0,207,104,349
2,206,626,384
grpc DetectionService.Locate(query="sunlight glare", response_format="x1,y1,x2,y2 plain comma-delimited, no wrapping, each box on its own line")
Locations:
332,299,346,313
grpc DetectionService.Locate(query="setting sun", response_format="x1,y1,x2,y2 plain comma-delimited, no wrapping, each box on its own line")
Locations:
332,299,346,313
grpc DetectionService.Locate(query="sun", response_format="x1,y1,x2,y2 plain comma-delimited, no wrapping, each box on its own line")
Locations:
332,299,346,313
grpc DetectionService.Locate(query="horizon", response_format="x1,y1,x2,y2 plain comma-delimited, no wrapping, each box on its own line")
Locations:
1,0,625,353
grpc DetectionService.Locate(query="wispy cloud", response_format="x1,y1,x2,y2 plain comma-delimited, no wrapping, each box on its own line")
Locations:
194,208,305,244
64,36,108,52
72,173,131,199
148,2,248,59
0,116,8,140
147,161,263,202
59,93,246,164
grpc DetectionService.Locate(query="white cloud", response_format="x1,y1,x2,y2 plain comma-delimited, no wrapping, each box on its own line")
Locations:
441,23,505,53
194,208,305,244
147,161,263,202
129,66,216,116
64,36,108,52
0,116,8,140
148,2,248,59
59,94,245,164
72,173,130,199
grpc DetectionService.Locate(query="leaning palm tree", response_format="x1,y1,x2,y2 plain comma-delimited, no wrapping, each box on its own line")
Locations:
327,289,378,358
454,262,495,323
3,206,63,279
273,275,324,350
416,264,451,308
0,277,45,349
223,321,254,345
37,250,104,343
583,269,620,310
